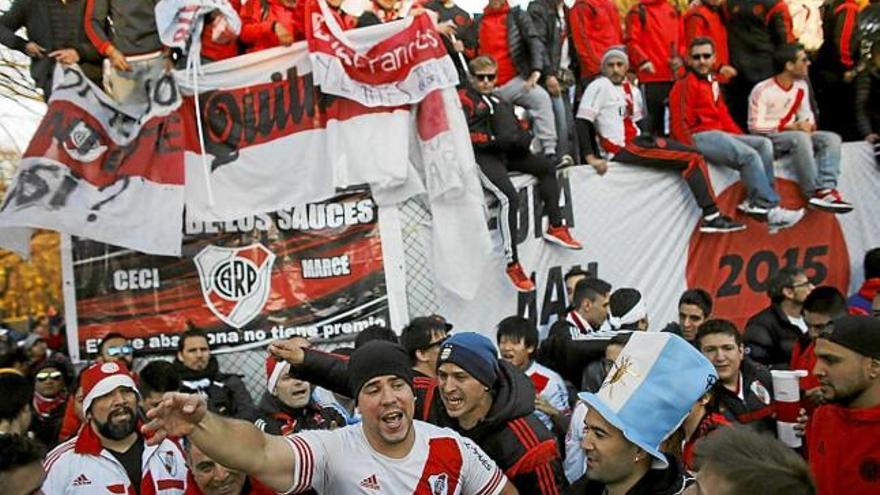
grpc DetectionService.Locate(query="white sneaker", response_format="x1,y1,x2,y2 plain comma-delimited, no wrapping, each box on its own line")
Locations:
767,206,805,233
737,200,769,216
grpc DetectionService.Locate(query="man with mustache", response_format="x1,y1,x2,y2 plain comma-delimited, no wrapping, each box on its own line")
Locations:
42,361,189,494
145,341,517,494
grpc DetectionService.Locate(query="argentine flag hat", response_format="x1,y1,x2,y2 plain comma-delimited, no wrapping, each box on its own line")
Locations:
577,332,717,469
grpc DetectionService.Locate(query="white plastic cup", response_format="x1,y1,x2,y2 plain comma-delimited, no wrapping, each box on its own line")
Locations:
771,370,808,448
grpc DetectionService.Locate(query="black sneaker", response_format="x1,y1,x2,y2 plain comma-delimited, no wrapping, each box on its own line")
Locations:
700,214,746,234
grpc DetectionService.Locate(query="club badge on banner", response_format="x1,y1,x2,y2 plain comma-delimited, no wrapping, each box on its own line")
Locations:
63,190,392,361
436,143,880,339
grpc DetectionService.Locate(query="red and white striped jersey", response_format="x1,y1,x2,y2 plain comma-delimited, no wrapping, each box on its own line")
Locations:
42,425,188,495
748,77,815,134
281,420,507,495
576,76,644,158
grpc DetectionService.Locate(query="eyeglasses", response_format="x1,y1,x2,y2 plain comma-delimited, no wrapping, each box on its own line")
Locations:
790,280,813,289
107,345,133,357
474,73,497,81
421,338,447,351
35,370,62,381
691,53,713,60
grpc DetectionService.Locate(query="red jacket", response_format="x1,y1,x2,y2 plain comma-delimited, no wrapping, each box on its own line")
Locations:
569,0,623,79
807,403,880,495
682,1,730,82
624,0,684,83
669,70,741,145
239,0,304,53
201,0,242,61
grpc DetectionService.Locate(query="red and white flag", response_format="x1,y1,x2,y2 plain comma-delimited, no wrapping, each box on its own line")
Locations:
0,65,185,256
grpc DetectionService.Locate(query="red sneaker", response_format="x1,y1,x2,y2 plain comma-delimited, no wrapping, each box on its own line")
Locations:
543,225,583,250
506,263,536,292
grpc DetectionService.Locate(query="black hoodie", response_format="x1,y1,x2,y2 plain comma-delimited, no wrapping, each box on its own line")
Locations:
564,454,691,495
437,360,567,494
174,356,258,421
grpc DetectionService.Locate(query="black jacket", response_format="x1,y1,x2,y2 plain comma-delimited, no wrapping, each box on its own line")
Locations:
254,392,345,436
854,65,880,138
713,357,776,434
291,349,567,494
725,0,792,84
0,0,101,96
459,84,532,152
174,357,258,421
743,304,803,369
474,5,546,79
564,454,691,494
527,0,574,79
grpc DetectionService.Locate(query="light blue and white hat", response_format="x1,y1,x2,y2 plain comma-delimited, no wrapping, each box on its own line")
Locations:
577,332,717,469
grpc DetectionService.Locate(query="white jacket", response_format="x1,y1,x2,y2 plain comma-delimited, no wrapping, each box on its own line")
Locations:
42,424,188,495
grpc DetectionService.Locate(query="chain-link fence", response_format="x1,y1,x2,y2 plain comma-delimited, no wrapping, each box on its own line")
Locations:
209,196,439,399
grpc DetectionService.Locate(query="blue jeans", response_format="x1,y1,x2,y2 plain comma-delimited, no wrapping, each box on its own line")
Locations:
768,130,841,195
693,131,779,207
551,94,577,159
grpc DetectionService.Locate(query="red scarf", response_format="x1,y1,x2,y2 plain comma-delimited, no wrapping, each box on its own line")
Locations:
32,392,67,418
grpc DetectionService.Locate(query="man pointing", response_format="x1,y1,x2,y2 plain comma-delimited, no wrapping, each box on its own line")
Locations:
145,341,518,494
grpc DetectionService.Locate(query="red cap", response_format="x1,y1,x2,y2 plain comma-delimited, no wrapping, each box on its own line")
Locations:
81,361,138,413
265,355,290,395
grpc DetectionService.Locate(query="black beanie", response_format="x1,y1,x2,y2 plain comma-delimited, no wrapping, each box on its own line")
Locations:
347,341,414,399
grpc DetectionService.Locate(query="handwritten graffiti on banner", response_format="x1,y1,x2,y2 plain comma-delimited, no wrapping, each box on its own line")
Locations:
69,190,389,358
0,65,185,256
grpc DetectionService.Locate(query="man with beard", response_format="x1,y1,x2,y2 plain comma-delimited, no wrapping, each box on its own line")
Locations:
42,361,189,494
254,356,344,436
806,316,880,495
97,332,136,369
145,341,516,494
174,329,257,421
30,362,69,448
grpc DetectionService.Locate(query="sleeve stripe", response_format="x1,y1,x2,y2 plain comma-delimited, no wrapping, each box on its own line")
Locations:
476,468,504,495
286,436,314,493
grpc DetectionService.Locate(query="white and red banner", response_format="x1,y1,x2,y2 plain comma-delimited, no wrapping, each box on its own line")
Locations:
307,2,460,107
1,13,491,300
0,65,184,256
432,143,880,336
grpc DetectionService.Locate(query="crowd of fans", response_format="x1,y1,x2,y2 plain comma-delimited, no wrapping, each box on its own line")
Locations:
0,248,877,494
1,0,879,287
1,0,880,494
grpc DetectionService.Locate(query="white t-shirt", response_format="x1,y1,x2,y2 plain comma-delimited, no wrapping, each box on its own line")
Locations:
282,420,507,495
563,401,589,483
576,77,643,158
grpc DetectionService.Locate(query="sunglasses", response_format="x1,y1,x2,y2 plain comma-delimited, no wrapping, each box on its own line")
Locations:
474,73,497,81
691,53,713,60
36,370,62,381
107,345,133,357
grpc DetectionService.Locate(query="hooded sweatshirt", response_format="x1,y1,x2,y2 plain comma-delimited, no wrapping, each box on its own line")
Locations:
435,360,567,494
